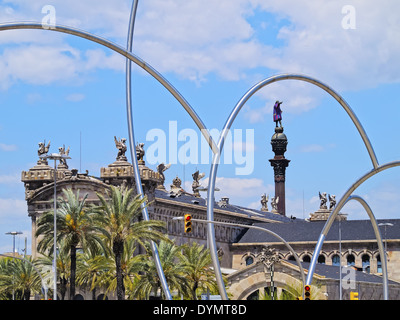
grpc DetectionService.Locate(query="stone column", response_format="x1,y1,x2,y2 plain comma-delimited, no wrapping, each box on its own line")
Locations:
269,127,290,216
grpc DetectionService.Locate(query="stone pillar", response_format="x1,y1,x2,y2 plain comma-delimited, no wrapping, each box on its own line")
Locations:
269,127,290,216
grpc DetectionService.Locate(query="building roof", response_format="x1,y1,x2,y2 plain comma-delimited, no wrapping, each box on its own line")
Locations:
237,219,400,244
288,261,399,285
154,188,292,223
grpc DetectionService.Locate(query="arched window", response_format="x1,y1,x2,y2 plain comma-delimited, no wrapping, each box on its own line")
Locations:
377,255,382,273
362,254,370,273
302,255,311,263
245,256,254,266
288,255,296,261
318,255,326,264
347,254,355,266
332,254,340,266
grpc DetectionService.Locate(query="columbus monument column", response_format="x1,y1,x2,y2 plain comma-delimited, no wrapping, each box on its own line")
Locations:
269,101,290,216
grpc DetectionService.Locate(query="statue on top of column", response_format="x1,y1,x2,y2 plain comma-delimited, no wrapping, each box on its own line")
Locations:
273,101,283,128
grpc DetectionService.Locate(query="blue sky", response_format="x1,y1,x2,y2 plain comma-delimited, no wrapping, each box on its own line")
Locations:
0,0,400,254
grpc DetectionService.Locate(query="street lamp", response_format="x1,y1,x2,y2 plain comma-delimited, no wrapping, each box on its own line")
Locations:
378,222,394,261
39,152,70,300
5,231,23,257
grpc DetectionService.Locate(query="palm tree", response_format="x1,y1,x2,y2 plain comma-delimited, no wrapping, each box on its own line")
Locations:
179,242,219,299
36,188,106,300
36,240,71,300
76,247,111,300
93,185,168,300
0,256,42,300
128,240,190,300
98,238,144,299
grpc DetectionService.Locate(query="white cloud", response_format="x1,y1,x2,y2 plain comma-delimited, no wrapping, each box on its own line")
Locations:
0,143,17,151
66,93,85,102
1,1,400,110
0,198,27,219
203,176,274,200
0,174,20,184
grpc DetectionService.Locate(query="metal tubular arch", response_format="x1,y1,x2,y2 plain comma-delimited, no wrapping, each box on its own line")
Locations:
0,20,219,300
206,73,379,299
306,161,400,298
124,1,172,299
346,195,388,299
0,22,218,154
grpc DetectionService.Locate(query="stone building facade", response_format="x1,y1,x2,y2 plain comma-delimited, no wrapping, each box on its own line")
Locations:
21,139,400,300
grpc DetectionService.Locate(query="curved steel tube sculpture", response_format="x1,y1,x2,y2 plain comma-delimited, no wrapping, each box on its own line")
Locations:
0,22,218,155
345,195,388,299
124,1,172,299
306,160,400,296
0,21,219,300
206,73,379,299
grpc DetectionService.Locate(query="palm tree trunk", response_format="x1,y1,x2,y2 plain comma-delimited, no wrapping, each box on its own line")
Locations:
24,290,31,300
70,244,77,300
113,240,125,300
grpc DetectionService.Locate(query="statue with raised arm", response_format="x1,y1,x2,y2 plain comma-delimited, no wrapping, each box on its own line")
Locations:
261,193,269,211
273,101,283,128
114,136,127,161
319,192,328,210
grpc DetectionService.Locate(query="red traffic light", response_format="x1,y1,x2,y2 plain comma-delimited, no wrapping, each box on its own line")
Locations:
304,285,311,300
184,214,192,233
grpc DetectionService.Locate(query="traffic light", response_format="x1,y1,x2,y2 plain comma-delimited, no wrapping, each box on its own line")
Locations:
304,285,311,300
350,291,359,300
184,214,192,233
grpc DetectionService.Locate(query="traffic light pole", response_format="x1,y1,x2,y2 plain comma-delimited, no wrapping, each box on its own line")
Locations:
173,216,306,299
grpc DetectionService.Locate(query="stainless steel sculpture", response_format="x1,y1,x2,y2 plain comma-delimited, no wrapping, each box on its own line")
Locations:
305,161,400,299
1,9,397,301
124,0,172,300
206,73,380,299
0,18,219,300
0,22,218,155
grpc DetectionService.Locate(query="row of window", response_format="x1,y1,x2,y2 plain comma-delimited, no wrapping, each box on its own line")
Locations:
245,253,383,273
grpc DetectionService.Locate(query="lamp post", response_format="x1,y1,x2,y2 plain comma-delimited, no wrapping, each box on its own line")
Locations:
378,222,393,261
40,153,70,300
5,231,23,257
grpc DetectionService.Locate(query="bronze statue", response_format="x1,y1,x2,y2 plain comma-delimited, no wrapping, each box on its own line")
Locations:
273,101,283,128
136,142,145,162
114,136,127,161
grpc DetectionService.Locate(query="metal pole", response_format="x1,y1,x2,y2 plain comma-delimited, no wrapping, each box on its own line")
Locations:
125,0,172,300
339,216,342,300
53,158,57,300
